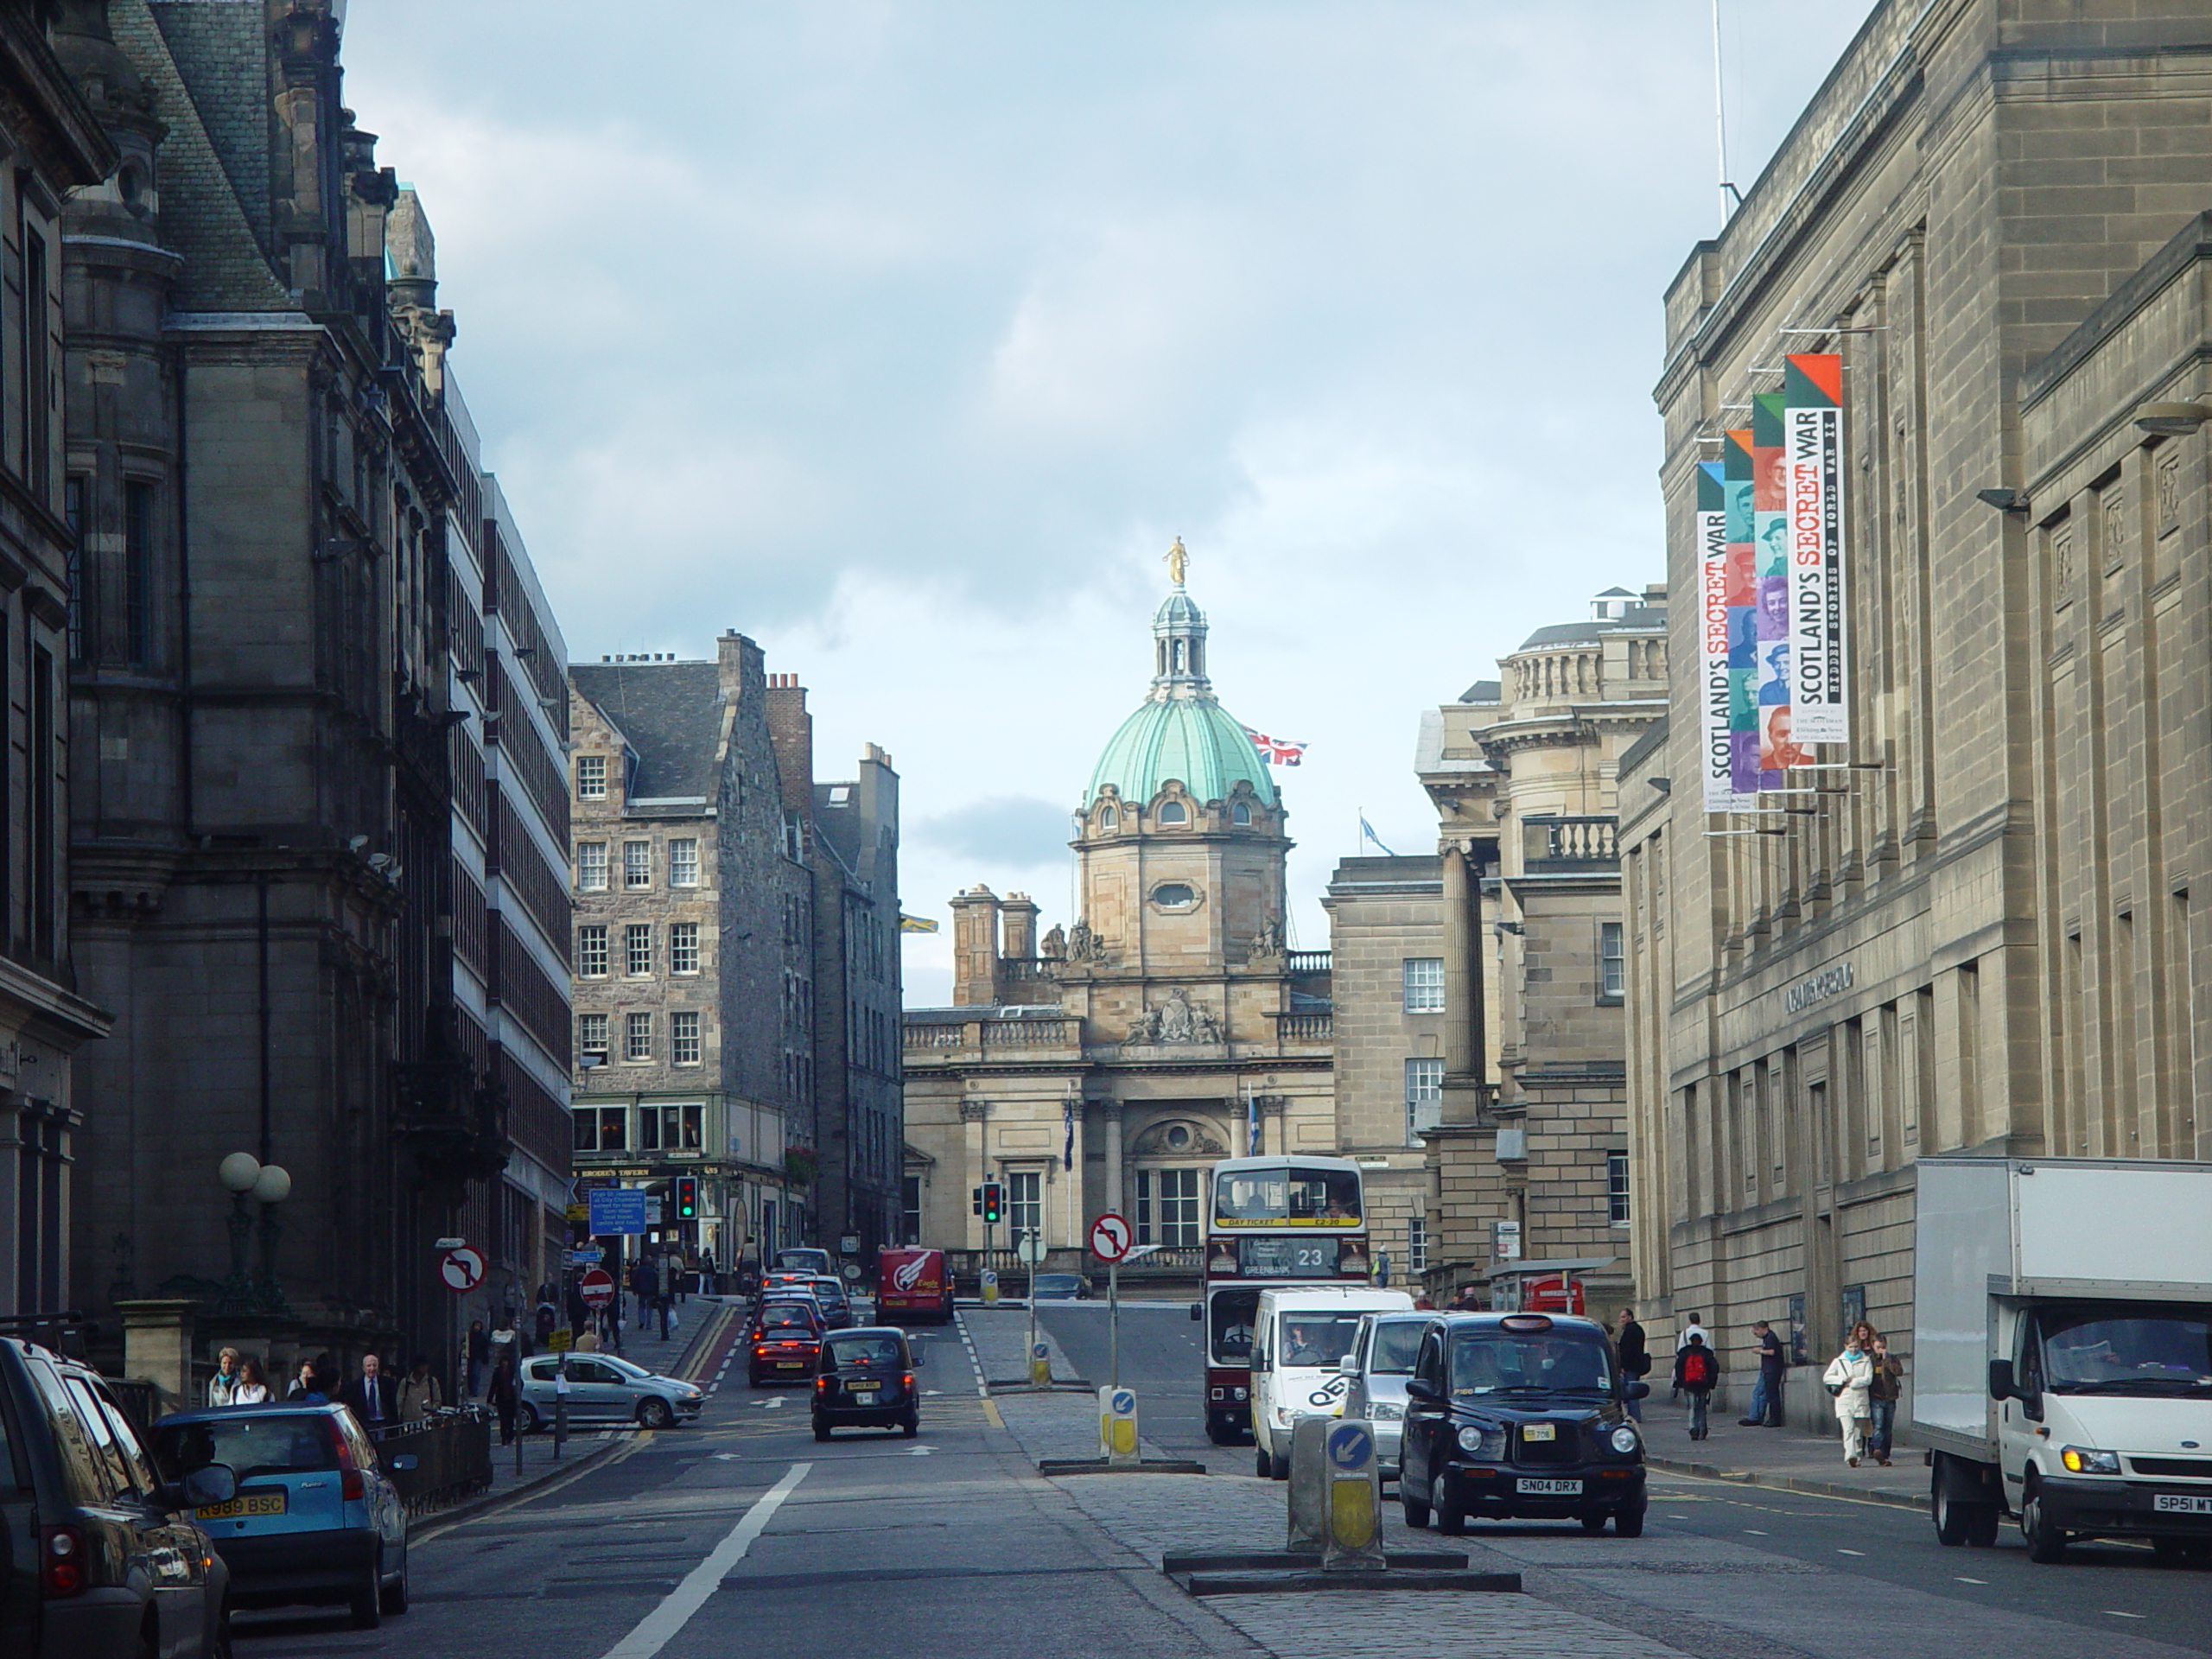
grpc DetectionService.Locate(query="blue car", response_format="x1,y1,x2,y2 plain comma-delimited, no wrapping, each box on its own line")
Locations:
152,1403,412,1630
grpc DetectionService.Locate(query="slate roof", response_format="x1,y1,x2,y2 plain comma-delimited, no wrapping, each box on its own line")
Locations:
569,662,724,803
1516,602,1668,652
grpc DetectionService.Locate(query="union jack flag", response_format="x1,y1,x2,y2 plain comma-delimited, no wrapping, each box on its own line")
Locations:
1243,727,1307,766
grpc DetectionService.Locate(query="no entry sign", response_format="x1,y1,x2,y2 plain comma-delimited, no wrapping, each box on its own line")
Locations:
1089,1212,1131,1263
579,1267,616,1309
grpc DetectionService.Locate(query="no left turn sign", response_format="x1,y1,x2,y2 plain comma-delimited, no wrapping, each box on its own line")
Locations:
1089,1212,1131,1263
440,1246,486,1293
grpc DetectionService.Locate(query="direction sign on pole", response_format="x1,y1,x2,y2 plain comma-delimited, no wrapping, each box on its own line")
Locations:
588,1188,647,1236
439,1246,486,1293
579,1267,616,1309
1089,1212,1131,1263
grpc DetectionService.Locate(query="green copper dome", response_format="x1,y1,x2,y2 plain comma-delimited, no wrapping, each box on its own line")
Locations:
1085,575,1278,809
1089,695,1277,809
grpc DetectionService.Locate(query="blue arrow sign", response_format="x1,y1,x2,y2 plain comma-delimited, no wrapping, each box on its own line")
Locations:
1110,1389,1135,1416
1325,1421,1373,1473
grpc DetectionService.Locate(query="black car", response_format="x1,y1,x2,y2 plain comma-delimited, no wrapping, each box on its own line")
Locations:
0,1328,238,1658
1398,1312,1649,1536
811,1329,919,1439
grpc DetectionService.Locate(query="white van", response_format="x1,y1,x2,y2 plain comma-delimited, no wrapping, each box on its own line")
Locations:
1249,1284,1417,1479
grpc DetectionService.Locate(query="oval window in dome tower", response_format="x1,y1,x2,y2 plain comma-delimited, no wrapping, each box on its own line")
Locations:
1151,882,1198,910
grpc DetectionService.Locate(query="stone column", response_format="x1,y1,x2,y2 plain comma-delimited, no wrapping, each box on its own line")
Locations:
116,1299,200,1414
960,1096,988,1249
1440,842,1488,1122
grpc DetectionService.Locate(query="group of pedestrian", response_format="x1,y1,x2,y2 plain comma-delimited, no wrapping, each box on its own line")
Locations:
1822,1320,1904,1467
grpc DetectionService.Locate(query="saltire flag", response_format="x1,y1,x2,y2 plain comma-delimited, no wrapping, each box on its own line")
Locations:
1063,1096,1076,1173
1724,428,1760,795
1246,1083,1260,1155
1697,460,1751,812
1784,353,1847,744
1243,727,1307,766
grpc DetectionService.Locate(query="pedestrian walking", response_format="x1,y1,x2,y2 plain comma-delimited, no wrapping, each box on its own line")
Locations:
1673,1332,1718,1439
208,1347,242,1408
1671,1312,1707,1402
340,1353,397,1433
1740,1319,1786,1427
656,1251,676,1337
565,1274,590,1343
1867,1333,1904,1466
398,1356,442,1421
1823,1324,1877,1466
285,1357,324,1402
1614,1306,1649,1421
464,1318,489,1399
487,1357,519,1446
231,1357,271,1405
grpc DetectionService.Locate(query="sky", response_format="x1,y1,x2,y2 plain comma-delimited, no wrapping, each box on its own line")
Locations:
339,0,1882,1008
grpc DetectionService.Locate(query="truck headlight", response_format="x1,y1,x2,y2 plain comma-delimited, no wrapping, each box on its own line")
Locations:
1457,1425,1507,1459
2059,1446,2120,1475
1609,1426,1641,1455
1368,1402,1403,1421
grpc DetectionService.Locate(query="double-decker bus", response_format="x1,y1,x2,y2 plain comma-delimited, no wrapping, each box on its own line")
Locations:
1197,1154,1371,1445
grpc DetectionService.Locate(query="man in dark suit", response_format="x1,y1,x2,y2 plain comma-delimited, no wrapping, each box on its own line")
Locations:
339,1352,397,1433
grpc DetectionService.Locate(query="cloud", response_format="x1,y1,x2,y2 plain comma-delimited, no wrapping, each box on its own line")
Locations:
337,0,1882,1000
913,797,1079,870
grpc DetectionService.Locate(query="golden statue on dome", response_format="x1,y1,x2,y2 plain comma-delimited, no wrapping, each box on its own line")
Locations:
1165,536,1189,587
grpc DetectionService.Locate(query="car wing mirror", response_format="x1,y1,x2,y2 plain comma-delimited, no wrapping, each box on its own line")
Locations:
1403,1377,1441,1404
1338,1357,1359,1376
175,1462,237,1510
1987,1359,2015,1402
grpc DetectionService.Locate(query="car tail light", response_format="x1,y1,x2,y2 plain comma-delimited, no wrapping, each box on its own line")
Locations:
41,1524,86,1597
327,1418,366,1501
816,1376,830,1392
902,1373,914,1391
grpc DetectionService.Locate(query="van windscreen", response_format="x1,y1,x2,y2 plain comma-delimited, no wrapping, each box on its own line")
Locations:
1276,1313,1362,1370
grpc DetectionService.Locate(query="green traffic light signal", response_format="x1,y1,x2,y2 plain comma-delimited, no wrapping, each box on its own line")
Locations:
675,1177,697,1220
982,1182,1003,1224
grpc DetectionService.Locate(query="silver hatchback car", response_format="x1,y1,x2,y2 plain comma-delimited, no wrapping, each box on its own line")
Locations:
516,1354,703,1431
1339,1312,1430,1482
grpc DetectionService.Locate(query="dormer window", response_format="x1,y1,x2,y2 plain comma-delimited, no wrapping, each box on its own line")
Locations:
1231,802,1251,826
1100,804,1119,830
1157,800,1187,825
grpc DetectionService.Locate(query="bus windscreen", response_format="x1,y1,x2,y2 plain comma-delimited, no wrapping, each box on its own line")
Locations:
1213,1166,1362,1227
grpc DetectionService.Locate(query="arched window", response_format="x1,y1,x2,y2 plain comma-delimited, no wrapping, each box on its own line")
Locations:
1157,800,1187,825
1231,802,1251,826
1172,639,1186,673
1100,804,1118,830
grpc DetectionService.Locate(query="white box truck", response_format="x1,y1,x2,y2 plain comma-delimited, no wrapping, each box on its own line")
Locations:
1913,1155,2212,1562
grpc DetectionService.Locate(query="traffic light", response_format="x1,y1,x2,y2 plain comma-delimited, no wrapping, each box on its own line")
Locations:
971,1185,983,1216
981,1182,1004,1226
674,1177,698,1221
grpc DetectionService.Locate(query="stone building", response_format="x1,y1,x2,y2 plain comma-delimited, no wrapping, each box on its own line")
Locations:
902,568,1336,1264
1625,0,2212,1423
58,0,568,1382
0,3,118,1319
1414,588,1667,1313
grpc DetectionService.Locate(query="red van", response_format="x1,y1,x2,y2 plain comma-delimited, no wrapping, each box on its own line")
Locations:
876,1248,954,1325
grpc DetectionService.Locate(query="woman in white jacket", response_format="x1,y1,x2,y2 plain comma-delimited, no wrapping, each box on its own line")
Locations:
1823,1322,1878,1466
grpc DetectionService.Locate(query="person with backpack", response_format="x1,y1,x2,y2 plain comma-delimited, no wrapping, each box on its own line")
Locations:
1673,1332,1718,1439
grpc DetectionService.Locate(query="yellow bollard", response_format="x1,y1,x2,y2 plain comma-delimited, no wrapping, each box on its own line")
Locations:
981,1268,999,1306
1321,1419,1387,1571
1029,1340,1052,1388
1098,1385,1141,1463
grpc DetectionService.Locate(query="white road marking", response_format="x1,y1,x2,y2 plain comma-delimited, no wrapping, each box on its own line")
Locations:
712,1452,740,1461
1837,1548,1866,1556
910,1445,934,1456
599,1462,810,1659
1955,1577,1986,1585
1743,1529,1768,1535
765,1396,785,1409
2105,1612,2145,1620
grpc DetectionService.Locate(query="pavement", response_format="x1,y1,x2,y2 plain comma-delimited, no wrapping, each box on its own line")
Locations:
257,1297,2212,1659
1632,1392,1929,1510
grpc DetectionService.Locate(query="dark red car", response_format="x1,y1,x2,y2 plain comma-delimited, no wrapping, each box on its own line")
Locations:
748,1300,824,1386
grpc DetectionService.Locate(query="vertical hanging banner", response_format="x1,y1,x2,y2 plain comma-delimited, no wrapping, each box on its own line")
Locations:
1784,353,1847,744
1751,393,1793,785
1697,461,1749,812
1724,429,1759,795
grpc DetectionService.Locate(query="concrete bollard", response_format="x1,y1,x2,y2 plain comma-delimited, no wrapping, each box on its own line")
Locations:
1098,1385,1141,1462
1321,1419,1387,1571
1029,1340,1052,1388
1285,1416,1331,1551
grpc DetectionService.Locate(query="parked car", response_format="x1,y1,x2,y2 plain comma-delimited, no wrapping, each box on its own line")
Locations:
750,1302,827,1385
773,1248,835,1276
512,1355,703,1431
1029,1273,1090,1301
813,1328,920,1439
806,1276,856,1329
1398,1312,1649,1536
0,1330,237,1657
1340,1311,1430,1483
152,1402,411,1630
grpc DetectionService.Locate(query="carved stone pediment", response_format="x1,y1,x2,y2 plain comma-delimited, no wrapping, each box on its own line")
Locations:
1119,988,1222,1046
1130,1120,1228,1158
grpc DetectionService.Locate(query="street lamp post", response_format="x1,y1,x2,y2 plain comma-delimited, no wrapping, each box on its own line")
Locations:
252,1161,292,1313
217,1153,292,1315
